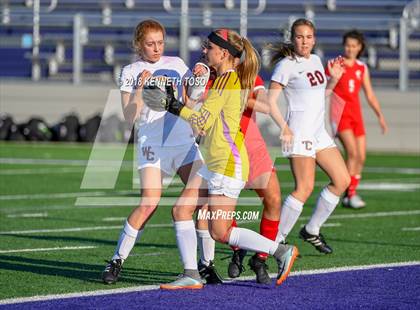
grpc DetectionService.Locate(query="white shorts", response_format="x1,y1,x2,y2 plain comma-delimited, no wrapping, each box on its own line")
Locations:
197,165,245,199
284,111,336,158
137,142,203,176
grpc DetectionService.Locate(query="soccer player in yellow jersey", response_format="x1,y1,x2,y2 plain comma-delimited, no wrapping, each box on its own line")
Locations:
151,29,299,289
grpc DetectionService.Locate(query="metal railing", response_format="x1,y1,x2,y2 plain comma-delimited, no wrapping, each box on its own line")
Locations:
399,0,420,91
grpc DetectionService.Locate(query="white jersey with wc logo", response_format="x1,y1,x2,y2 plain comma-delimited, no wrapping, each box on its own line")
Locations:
271,54,335,158
120,56,202,174
119,56,195,147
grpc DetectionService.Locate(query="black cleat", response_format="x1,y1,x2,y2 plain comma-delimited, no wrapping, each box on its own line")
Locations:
248,254,271,284
227,249,247,278
198,260,223,284
299,226,333,254
102,259,123,284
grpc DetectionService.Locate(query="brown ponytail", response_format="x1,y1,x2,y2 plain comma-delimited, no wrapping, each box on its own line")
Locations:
213,29,260,112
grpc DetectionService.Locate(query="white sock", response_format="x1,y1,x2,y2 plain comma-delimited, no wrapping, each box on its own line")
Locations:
196,229,215,266
276,195,304,242
305,187,340,236
228,227,279,255
112,221,143,261
174,220,198,270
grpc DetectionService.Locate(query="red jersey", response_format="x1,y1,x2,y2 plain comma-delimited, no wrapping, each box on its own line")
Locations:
240,75,265,135
326,60,366,111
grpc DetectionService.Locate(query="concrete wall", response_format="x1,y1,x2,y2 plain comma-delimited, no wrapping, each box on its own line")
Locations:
1,80,419,153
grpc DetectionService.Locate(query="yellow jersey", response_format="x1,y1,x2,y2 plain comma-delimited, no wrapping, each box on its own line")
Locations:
180,70,249,181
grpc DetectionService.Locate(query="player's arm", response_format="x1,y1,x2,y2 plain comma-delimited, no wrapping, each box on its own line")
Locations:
180,87,225,133
362,66,388,134
120,70,151,125
268,81,293,151
247,88,270,114
267,81,287,129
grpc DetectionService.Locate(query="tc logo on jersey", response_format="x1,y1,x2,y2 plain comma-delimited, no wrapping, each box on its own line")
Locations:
302,140,313,151
355,70,362,80
142,146,155,161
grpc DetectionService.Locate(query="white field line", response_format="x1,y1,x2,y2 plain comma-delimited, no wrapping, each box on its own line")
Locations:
102,217,126,222
0,167,85,175
0,158,133,168
319,223,341,227
402,227,420,231
0,223,174,235
0,190,137,201
7,213,48,218
75,197,263,207
1,180,418,202
1,157,419,175
2,209,419,235
0,245,97,254
358,183,420,191
0,261,419,305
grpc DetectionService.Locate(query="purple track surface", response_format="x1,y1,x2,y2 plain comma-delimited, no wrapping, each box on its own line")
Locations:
2,265,420,309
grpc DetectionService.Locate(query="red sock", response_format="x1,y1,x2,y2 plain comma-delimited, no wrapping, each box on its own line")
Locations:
230,219,239,251
257,217,280,260
347,175,361,198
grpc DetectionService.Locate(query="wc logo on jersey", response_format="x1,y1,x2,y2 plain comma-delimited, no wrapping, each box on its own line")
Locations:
142,146,155,161
355,70,362,80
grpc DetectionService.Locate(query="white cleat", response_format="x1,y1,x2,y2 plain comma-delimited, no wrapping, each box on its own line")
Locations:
343,195,366,209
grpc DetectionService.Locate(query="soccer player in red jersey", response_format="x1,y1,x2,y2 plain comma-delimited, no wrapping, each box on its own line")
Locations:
327,30,388,209
227,74,283,284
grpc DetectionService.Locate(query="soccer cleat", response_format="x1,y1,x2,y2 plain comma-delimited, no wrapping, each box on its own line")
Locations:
275,245,299,286
227,249,247,278
160,274,203,290
299,226,333,254
198,260,223,284
343,195,366,209
102,259,123,284
248,254,271,284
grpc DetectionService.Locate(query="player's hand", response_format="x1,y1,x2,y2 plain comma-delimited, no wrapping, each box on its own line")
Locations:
327,56,345,81
136,70,152,90
193,63,209,77
165,82,184,115
280,125,294,154
187,62,210,102
378,114,388,134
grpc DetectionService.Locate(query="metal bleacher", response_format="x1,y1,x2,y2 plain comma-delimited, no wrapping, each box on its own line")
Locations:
0,0,418,87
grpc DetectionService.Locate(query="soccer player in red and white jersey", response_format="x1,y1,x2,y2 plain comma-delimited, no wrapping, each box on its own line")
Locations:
327,30,388,209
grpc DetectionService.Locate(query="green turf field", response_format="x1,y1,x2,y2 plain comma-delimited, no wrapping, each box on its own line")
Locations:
0,142,419,300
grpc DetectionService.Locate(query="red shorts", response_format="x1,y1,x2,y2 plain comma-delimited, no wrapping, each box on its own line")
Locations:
245,140,275,187
337,106,365,137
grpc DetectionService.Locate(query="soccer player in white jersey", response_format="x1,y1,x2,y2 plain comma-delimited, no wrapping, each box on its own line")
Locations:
267,18,351,254
102,19,210,284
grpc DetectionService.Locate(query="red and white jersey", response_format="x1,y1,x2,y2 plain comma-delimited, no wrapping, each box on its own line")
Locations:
120,56,194,147
327,59,366,109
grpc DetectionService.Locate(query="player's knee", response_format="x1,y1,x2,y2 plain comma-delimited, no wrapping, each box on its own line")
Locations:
208,229,225,243
335,173,351,193
172,204,195,221
137,204,158,218
357,153,366,165
347,148,358,160
296,183,314,201
263,192,281,210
